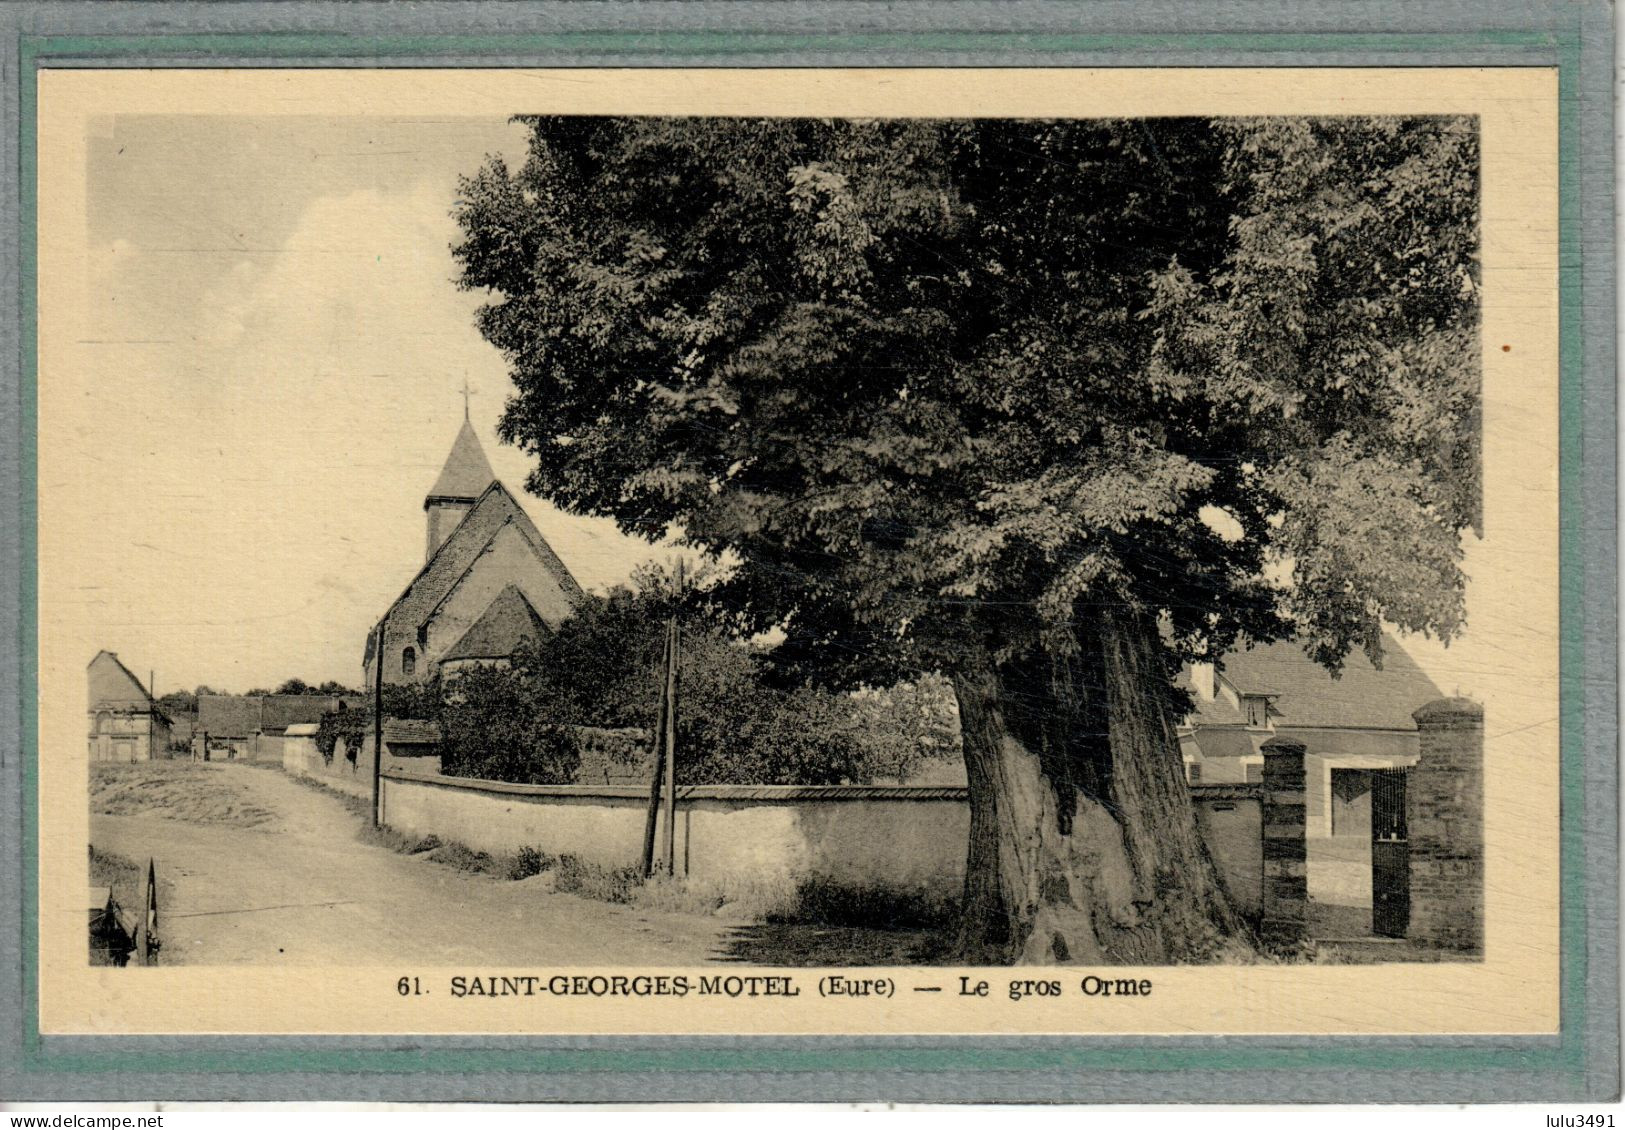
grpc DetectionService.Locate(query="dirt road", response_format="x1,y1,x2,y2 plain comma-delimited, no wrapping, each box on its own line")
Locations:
90,763,744,966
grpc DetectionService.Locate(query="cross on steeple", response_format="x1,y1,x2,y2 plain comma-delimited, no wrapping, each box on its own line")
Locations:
460,376,474,421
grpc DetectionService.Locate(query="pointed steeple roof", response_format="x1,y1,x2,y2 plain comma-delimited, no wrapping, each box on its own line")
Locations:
427,417,497,502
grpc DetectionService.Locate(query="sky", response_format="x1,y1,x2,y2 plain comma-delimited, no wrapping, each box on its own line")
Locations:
58,114,677,695
47,111,1529,707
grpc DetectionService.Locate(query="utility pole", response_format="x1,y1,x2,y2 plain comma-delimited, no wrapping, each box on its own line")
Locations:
642,560,686,879
640,626,671,878
371,621,385,828
660,560,685,877
661,616,679,876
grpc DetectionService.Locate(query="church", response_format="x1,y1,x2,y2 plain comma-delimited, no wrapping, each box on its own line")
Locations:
364,409,585,689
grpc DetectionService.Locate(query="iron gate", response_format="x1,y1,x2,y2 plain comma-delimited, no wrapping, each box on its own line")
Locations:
1370,768,1409,938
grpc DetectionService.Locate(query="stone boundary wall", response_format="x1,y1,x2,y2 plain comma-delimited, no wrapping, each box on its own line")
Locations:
378,769,1264,916
284,728,376,801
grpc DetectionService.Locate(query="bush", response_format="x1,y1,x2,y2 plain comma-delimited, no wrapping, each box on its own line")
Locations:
424,841,501,876
439,663,580,785
317,682,440,762
507,845,553,880
315,707,366,763
775,876,958,930
439,564,959,787
553,855,642,903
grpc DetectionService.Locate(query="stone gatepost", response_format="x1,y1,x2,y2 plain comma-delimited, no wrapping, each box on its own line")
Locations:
1259,736,1309,946
1407,697,1484,951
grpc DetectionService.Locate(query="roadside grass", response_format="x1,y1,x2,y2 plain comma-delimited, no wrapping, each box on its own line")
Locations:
88,844,176,961
285,772,371,818
280,773,444,855
776,876,956,930
89,844,142,902
91,761,276,827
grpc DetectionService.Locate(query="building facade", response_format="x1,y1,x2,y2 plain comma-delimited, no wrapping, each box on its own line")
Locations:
87,650,171,762
1178,634,1444,911
194,693,360,761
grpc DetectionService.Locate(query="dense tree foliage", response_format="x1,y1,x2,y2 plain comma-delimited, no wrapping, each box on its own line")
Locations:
156,690,197,715
274,677,360,697
314,681,439,762
439,660,580,785
452,116,1479,963
439,563,958,786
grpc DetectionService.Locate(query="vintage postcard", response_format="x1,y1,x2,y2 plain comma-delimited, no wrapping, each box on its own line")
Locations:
35,66,1560,1038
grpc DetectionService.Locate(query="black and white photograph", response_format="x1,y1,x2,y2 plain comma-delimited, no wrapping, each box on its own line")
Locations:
33,66,1562,1041
75,104,1490,970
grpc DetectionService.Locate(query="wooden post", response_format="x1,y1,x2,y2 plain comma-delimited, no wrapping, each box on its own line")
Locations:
640,627,672,878
661,618,679,877
371,622,385,828
137,857,158,966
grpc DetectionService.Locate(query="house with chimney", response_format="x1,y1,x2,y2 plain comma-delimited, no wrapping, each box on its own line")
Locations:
1178,633,1445,911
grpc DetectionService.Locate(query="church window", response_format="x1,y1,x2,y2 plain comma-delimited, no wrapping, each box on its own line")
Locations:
402,646,417,676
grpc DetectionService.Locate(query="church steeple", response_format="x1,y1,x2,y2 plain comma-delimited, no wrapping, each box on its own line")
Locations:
424,414,497,562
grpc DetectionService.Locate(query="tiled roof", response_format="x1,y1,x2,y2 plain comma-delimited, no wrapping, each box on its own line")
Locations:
258,695,342,731
1199,633,1444,732
87,651,163,715
1188,727,1269,760
369,481,586,666
196,694,264,738
427,418,497,501
441,585,549,661
384,719,442,744
1175,671,1246,726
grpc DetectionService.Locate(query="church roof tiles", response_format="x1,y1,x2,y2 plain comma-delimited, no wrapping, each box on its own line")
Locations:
442,584,550,661
367,481,585,668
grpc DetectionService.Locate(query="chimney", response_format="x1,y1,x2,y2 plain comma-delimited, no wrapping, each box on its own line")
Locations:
1190,661,1216,702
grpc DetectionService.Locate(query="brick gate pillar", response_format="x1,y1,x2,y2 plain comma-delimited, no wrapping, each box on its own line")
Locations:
1259,736,1309,946
1407,697,1484,952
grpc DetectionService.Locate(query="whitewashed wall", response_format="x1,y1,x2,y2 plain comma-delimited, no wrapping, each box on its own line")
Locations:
379,770,1265,917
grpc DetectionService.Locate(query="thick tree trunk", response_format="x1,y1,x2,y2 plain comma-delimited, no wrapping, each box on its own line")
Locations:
953,605,1250,965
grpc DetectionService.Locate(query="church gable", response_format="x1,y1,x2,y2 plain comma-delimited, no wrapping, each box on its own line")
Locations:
385,483,581,632
420,525,575,663
442,585,549,662
372,481,585,683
